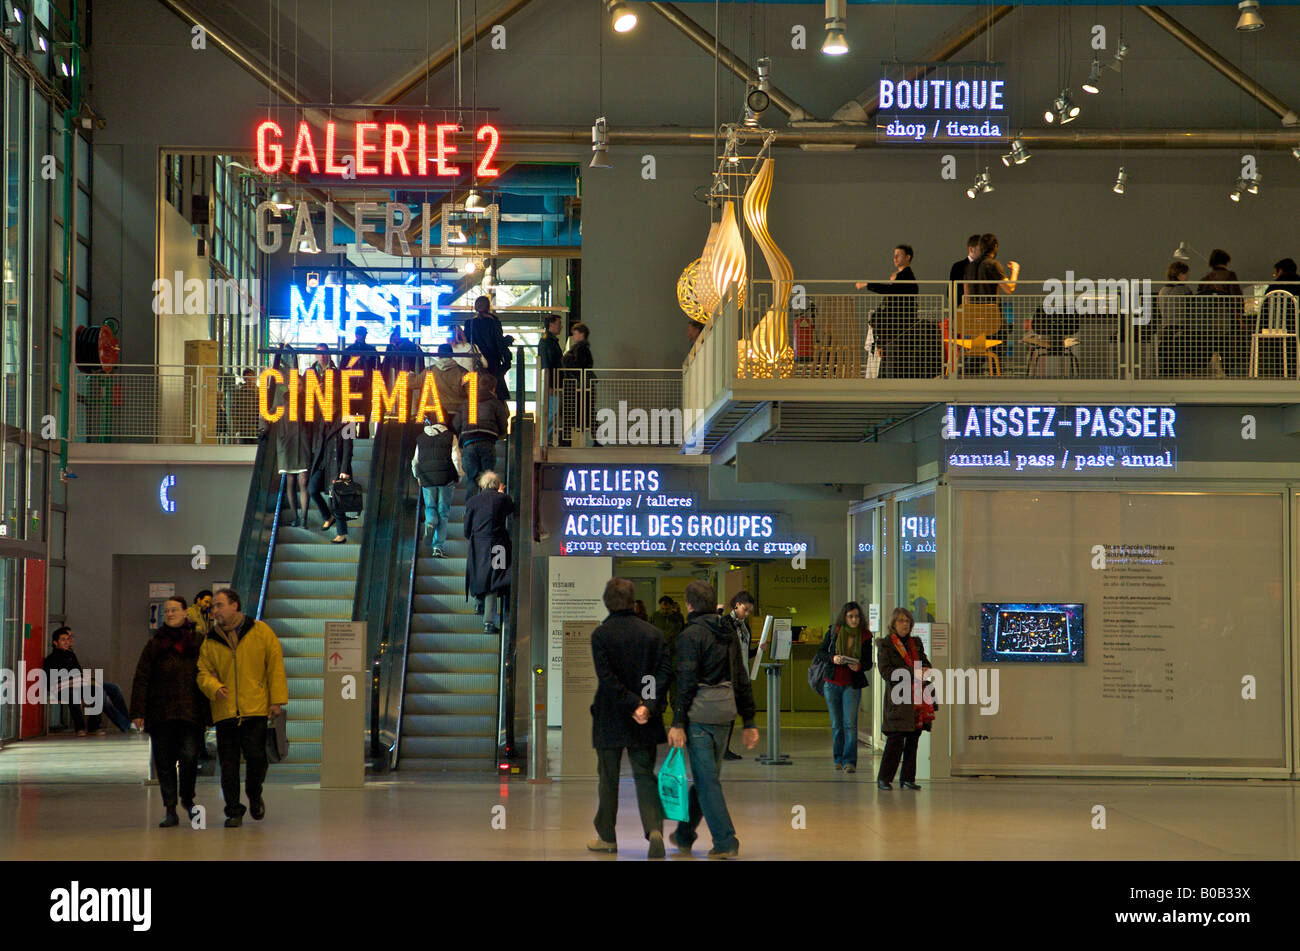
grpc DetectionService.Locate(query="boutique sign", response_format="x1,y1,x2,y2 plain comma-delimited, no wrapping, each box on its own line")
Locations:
876,62,1008,144
942,404,1178,475
552,467,810,558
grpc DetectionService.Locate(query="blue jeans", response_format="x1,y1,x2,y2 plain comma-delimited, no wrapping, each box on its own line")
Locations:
675,722,738,852
100,682,132,732
462,440,497,498
421,483,454,547
825,682,860,766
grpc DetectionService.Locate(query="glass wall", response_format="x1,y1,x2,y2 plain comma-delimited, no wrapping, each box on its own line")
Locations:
897,492,937,624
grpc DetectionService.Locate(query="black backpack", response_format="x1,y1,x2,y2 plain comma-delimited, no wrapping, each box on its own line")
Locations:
330,477,364,518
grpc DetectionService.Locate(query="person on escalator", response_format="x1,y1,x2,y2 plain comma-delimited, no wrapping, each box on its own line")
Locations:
411,414,458,558
463,470,514,634
451,373,510,500
465,295,514,402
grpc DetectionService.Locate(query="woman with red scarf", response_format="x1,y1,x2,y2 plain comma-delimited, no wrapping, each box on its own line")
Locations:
130,597,209,827
875,607,935,790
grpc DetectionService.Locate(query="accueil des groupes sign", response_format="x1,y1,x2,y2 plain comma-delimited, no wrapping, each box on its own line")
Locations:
555,467,809,557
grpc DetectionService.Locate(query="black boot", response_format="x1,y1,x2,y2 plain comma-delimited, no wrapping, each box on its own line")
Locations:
159,809,179,828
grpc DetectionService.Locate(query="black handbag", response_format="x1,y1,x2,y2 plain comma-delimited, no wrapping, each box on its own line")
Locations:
265,708,289,764
808,629,835,697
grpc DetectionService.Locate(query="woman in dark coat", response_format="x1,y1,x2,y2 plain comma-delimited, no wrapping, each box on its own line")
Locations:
875,606,934,791
269,346,312,526
129,596,208,827
463,469,514,634
817,601,872,773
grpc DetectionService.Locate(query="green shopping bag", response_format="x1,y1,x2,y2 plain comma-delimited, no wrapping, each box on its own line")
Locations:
658,746,690,822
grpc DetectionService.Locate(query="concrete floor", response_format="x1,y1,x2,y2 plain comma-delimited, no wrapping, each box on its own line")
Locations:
1,730,1296,861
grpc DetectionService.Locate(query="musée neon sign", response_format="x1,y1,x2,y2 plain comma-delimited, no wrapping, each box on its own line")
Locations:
289,281,454,337
255,120,502,179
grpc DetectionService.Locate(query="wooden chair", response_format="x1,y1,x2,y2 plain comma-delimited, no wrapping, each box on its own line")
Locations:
949,300,1004,376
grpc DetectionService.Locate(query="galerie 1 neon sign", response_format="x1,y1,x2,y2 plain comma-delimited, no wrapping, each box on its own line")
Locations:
255,120,502,179
290,281,454,337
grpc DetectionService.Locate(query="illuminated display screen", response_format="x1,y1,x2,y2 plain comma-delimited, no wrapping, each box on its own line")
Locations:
980,602,1085,663
943,404,1178,475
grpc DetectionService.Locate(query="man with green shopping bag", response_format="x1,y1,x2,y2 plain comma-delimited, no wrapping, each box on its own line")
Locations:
588,577,674,858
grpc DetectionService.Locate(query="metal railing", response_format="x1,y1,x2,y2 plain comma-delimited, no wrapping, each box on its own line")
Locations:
72,364,263,444
734,279,1300,382
539,367,686,448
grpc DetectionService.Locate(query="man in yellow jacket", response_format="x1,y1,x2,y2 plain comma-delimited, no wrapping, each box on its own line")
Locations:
197,588,289,828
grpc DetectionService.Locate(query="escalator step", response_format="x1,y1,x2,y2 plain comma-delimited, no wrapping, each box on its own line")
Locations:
400,714,496,737
409,632,498,653
409,613,490,635
401,693,497,715
406,653,497,674
397,736,496,758
403,672,498,694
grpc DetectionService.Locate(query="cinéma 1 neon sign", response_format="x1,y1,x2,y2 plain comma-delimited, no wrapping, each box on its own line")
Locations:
255,120,502,179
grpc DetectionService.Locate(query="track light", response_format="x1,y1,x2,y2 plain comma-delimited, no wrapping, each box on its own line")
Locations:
1112,167,1127,195
605,0,637,33
1108,40,1128,72
1171,242,1202,261
269,190,294,211
1044,90,1080,124
1229,178,1247,202
965,167,993,199
1082,59,1103,95
1236,0,1264,32
590,116,612,169
1246,173,1261,195
822,0,849,55
1001,138,1031,166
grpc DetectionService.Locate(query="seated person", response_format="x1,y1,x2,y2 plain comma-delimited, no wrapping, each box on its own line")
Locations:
43,626,133,735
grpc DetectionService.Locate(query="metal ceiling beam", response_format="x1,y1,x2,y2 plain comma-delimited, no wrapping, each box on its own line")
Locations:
154,0,309,104
1138,6,1299,126
363,0,537,105
646,2,814,122
832,5,1015,122
499,124,1300,149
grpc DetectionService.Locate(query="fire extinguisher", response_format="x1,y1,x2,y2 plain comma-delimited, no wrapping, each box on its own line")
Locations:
794,311,814,359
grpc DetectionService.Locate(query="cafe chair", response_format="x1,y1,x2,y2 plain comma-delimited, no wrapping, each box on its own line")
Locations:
1250,289,1299,379
1023,308,1082,378
948,299,1003,376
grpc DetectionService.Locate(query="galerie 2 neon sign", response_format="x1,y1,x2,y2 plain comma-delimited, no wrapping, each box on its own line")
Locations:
255,120,502,180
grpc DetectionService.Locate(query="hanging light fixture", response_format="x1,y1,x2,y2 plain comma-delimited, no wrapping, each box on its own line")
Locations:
1044,90,1080,124
821,0,849,55
463,259,479,275
1236,0,1264,32
1001,138,1031,166
605,0,637,33
1112,167,1128,195
965,168,993,199
1292,145,1300,161
1171,241,1203,261
464,188,486,213
269,190,294,211
1082,59,1103,94
448,225,468,244
1246,173,1261,195
4,2,22,26
590,116,612,169
1229,178,1247,202
1108,40,1129,72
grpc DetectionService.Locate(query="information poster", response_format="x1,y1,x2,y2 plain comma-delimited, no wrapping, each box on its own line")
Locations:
560,621,599,779
951,490,1286,771
546,557,610,728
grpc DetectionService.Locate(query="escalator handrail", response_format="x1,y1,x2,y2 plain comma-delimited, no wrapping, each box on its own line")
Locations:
230,433,283,621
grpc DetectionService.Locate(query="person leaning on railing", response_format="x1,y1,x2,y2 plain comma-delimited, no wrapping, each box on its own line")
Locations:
856,244,919,371
561,323,594,446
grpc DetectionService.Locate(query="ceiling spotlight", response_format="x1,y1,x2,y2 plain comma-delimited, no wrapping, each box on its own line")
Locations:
1292,145,1300,161
463,259,479,275
4,2,21,26
448,226,468,244
1044,90,1080,124
605,0,637,33
966,167,993,199
269,190,294,211
464,188,486,213
1001,138,1031,166
1246,173,1261,195
36,34,48,53
590,116,612,169
1236,0,1264,32
1108,40,1129,72
1229,178,1246,202
1171,241,1202,261
1112,167,1128,195
57,56,71,77
1082,59,1103,95
822,0,849,55
745,57,772,122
